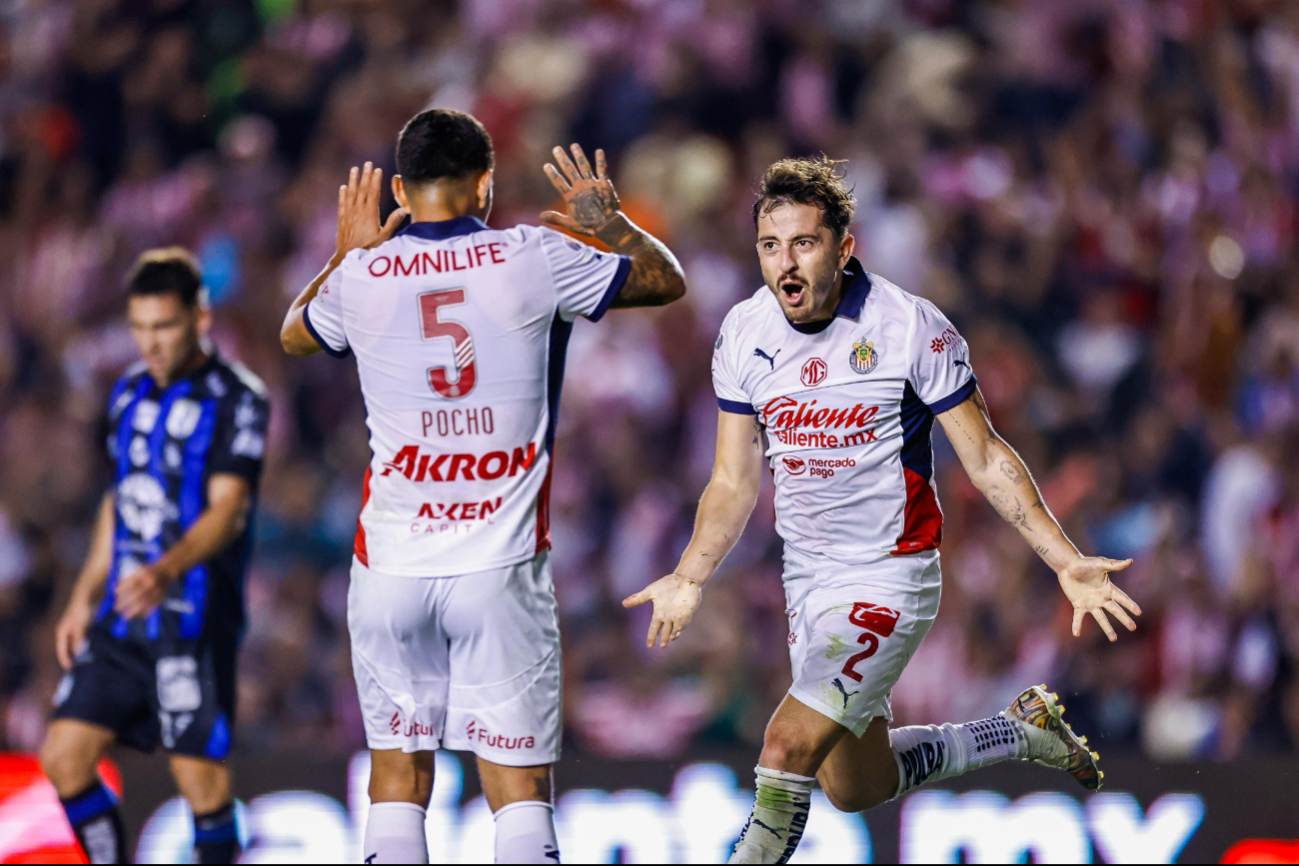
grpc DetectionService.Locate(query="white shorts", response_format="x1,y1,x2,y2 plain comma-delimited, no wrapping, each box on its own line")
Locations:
783,547,941,737
348,551,561,766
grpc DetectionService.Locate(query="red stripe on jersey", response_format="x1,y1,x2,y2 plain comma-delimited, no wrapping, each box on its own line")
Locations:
892,466,942,555
354,466,372,566
535,462,553,554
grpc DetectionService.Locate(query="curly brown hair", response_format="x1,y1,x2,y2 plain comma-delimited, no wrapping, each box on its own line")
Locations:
752,156,856,239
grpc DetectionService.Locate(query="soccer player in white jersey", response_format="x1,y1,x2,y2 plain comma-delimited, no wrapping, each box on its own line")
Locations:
279,109,685,864
625,157,1143,864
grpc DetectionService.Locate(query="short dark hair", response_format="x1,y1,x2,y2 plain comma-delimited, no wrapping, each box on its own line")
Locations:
753,156,856,238
396,109,495,185
126,247,202,306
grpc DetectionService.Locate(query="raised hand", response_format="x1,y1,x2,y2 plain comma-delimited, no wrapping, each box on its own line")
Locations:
540,144,622,238
1057,556,1141,641
337,161,408,259
622,573,704,649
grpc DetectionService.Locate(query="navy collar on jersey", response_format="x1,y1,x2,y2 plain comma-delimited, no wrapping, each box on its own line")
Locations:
786,257,873,334
398,216,489,241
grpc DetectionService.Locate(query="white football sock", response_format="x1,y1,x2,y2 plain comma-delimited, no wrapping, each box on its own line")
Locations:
729,766,815,864
493,800,560,864
363,802,429,864
890,715,1029,798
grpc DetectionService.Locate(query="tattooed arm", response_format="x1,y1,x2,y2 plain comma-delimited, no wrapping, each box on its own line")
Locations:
937,389,1142,641
622,410,765,648
541,144,686,308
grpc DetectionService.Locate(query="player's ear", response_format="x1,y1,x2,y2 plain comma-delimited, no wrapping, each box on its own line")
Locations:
392,175,409,211
194,290,213,335
837,231,855,269
476,170,493,212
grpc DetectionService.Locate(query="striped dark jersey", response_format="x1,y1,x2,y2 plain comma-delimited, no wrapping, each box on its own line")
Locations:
100,354,269,643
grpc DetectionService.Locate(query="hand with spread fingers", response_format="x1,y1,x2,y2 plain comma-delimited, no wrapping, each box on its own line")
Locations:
622,573,704,649
1056,556,1142,642
336,161,408,261
540,144,622,238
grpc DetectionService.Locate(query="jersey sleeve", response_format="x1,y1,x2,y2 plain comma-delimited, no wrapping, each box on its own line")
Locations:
538,228,632,323
207,388,270,488
712,313,755,415
909,298,977,413
302,265,350,357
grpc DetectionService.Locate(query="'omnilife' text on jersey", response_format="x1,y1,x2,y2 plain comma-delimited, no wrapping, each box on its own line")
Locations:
381,443,538,482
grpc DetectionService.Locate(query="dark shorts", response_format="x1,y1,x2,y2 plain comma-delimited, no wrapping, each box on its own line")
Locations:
52,625,237,760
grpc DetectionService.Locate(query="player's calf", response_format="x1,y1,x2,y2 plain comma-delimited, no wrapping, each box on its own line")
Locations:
815,717,899,813
365,749,435,864
171,757,240,864
478,759,560,864
41,720,126,865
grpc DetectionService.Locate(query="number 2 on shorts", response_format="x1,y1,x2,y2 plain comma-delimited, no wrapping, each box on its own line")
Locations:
418,289,477,399
840,602,901,683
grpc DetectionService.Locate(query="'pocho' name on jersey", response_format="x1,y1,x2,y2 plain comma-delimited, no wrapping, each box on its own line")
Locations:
712,259,977,563
303,216,631,577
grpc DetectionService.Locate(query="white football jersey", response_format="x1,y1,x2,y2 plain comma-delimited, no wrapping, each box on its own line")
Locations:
305,216,630,576
712,258,976,565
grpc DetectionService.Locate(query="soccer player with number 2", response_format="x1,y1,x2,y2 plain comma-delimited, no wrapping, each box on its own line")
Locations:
280,110,685,864
624,157,1142,864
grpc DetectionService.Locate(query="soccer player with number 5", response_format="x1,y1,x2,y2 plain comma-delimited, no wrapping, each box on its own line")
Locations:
624,157,1143,864
280,110,684,864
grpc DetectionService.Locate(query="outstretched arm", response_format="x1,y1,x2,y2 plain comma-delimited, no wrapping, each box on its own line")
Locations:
937,389,1142,641
540,144,686,308
281,161,408,355
623,410,765,647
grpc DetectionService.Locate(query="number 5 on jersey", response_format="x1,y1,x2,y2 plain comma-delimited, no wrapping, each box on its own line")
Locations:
419,289,477,399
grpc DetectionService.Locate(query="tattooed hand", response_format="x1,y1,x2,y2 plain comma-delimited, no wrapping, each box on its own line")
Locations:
540,144,623,239
539,142,686,308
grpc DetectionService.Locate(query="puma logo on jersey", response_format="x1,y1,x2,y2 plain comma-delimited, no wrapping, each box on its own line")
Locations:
754,348,781,370
752,818,784,839
832,677,860,709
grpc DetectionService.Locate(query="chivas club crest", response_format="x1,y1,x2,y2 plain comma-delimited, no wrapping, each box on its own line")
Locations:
850,337,879,375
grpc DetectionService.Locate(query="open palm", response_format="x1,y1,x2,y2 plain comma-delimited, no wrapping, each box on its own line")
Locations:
1057,556,1141,641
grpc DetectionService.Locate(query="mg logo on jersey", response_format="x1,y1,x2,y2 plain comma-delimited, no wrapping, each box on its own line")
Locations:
801,357,827,387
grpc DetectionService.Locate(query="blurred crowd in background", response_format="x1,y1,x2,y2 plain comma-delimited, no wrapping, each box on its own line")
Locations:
1,0,1297,766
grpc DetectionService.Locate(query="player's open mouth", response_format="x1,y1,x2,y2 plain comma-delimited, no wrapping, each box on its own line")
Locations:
781,281,806,306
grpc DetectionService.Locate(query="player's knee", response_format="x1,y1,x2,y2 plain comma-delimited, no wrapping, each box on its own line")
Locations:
39,739,93,795
820,777,891,813
759,726,819,773
171,759,231,814
369,752,435,807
